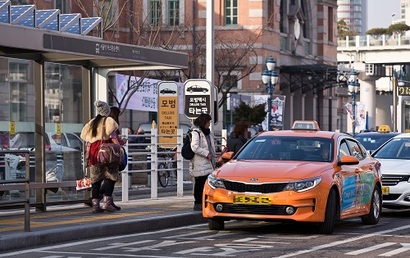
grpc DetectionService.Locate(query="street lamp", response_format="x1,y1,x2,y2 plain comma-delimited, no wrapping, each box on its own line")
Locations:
347,70,360,136
262,56,279,131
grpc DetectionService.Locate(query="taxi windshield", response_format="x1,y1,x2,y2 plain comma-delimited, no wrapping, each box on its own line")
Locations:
236,136,333,162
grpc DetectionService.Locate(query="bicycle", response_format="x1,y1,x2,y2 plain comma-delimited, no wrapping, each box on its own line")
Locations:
158,147,177,188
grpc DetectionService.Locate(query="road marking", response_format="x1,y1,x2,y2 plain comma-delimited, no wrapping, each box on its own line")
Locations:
379,243,410,257
345,242,396,255
275,224,410,258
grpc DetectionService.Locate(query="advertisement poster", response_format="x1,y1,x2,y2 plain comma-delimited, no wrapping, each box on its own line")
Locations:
254,94,286,131
345,102,366,133
115,74,184,114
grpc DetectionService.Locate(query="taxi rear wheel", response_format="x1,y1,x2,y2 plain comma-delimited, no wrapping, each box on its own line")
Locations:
318,189,337,234
361,185,382,225
208,219,224,230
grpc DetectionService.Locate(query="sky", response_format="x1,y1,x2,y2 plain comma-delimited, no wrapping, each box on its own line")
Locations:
367,0,401,29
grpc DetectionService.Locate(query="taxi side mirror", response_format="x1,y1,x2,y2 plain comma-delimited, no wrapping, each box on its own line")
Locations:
338,155,359,165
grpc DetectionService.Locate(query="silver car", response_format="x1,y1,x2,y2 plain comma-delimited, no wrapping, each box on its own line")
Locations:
372,133,410,209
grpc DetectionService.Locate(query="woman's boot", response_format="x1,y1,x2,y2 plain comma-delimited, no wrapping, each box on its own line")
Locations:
91,198,103,213
101,195,117,212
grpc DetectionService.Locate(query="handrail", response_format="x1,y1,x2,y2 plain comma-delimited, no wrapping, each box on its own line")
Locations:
338,35,410,49
0,150,31,232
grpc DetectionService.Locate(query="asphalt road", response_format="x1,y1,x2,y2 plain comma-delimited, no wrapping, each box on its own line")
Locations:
3,208,410,258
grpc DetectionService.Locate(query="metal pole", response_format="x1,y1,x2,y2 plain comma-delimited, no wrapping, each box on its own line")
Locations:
267,83,272,131
393,74,397,132
352,92,356,136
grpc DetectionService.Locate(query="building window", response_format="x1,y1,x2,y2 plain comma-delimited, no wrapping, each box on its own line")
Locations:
149,0,161,26
328,7,334,42
96,0,116,27
168,0,179,26
55,0,69,14
223,75,238,91
267,0,274,28
225,0,238,25
143,0,184,27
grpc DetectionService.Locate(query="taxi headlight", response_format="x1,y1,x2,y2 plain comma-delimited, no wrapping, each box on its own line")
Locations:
284,176,322,192
207,174,226,189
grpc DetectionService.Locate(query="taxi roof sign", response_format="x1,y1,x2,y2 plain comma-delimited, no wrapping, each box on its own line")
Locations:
291,120,320,131
378,124,391,133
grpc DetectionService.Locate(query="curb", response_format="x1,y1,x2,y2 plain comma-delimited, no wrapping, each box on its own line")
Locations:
0,212,207,252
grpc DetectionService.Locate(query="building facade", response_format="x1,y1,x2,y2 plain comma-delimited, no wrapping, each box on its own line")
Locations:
337,0,368,35
57,0,341,132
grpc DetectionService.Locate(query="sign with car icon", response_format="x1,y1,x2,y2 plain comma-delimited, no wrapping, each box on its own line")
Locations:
159,88,176,94
158,81,179,147
184,79,212,119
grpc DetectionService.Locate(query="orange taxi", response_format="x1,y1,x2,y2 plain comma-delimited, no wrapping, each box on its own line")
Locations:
203,121,382,234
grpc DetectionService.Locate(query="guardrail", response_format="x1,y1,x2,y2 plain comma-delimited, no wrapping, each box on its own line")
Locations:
338,34,410,49
120,128,227,202
0,150,30,231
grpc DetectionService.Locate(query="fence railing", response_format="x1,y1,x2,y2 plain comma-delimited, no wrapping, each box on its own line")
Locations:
0,150,31,231
120,128,227,202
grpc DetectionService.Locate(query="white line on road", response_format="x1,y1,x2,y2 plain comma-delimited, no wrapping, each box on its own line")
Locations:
345,242,396,255
275,224,410,258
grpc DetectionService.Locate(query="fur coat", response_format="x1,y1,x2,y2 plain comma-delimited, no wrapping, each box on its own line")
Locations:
80,117,118,143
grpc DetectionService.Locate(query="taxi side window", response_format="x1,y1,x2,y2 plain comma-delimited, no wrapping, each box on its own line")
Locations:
339,141,350,159
346,139,364,160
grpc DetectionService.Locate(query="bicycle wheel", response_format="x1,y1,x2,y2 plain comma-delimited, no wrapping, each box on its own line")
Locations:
158,163,170,187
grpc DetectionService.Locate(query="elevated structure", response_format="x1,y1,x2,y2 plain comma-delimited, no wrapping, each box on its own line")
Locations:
337,35,410,133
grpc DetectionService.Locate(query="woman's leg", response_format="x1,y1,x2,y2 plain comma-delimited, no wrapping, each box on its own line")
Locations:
193,175,208,204
91,180,103,213
101,178,117,212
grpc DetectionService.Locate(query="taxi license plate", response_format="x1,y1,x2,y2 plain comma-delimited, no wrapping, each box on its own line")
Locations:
382,186,390,195
233,195,271,205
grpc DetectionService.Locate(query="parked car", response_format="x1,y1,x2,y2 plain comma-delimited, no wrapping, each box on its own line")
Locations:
9,132,83,152
4,132,83,183
203,120,382,234
355,125,399,153
371,133,410,209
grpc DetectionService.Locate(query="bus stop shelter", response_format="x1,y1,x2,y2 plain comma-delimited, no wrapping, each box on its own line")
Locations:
0,7,188,210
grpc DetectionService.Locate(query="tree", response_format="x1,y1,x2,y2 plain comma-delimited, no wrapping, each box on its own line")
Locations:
366,28,388,38
233,102,266,126
387,23,410,37
73,1,261,116
337,19,358,39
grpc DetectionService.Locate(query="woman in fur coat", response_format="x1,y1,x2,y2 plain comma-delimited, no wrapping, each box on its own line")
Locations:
80,101,126,213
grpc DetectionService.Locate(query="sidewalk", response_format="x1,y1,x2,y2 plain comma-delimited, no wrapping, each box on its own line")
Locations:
0,185,207,253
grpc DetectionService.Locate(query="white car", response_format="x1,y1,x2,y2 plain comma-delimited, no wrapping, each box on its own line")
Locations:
372,133,410,209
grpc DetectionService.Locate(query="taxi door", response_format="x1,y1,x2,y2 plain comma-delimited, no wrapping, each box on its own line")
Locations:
338,139,371,217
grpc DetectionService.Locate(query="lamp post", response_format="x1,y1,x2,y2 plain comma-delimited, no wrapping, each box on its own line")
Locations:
347,70,360,136
262,56,279,131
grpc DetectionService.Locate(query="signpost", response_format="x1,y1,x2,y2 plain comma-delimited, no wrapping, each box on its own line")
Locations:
184,79,212,120
158,81,179,148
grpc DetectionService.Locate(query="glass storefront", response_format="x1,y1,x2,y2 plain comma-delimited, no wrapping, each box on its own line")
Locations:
0,57,86,203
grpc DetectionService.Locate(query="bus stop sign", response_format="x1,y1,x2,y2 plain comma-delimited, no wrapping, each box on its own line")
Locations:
184,79,212,120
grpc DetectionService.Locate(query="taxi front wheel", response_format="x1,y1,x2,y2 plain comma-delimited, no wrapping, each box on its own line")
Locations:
361,185,382,225
318,189,337,234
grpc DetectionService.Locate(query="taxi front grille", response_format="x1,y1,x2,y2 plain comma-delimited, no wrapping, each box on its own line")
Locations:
223,181,287,193
214,203,293,215
382,175,410,186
